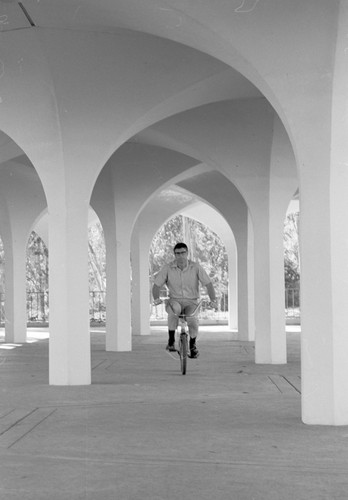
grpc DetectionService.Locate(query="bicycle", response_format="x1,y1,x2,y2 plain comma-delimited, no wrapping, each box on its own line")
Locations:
165,299,203,375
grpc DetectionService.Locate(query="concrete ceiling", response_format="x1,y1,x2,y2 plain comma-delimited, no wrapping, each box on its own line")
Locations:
0,0,263,167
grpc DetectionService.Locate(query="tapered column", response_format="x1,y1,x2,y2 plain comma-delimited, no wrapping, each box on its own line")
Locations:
300,0,348,424
105,222,132,351
131,225,151,336
253,207,287,364
252,114,298,364
247,212,255,341
48,201,91,385
235,223,252,341
300,165,348,424
3,238,27,343
91,169,132,351
227,241,238,330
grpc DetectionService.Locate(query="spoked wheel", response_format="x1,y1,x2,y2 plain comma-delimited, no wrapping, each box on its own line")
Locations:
179,333,188,375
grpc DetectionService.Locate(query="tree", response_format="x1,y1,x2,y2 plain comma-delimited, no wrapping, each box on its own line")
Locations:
88,222,106,292
26,232,49,293
26,232,49,321
149,216,229,302
149,215,183,277
284,212,300,288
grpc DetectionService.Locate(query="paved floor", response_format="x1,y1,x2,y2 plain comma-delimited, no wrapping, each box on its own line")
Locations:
0,326,347,500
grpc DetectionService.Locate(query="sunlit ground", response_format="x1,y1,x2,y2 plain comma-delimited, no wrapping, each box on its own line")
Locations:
0,324,300,351
0,328,49,349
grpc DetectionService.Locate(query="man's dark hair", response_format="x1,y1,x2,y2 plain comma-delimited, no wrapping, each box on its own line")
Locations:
174,242,188,252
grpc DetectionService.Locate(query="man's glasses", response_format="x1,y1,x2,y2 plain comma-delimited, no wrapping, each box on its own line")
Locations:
175,250,187,255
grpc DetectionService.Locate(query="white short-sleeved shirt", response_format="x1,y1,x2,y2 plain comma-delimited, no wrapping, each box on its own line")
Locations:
154,260,211,299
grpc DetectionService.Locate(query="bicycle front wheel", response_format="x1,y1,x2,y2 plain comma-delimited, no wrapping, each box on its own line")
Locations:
180,333,188,375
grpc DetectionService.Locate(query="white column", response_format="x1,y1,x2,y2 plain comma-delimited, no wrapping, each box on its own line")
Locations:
252,114,298,364
300,0,348,424
247,212,255,341
253,204,287,364
91,173,132,351
105,222,132,351
131,225,151,336
235,224,252,341
3,237,27,343
227,242,238,330
48,200,91,385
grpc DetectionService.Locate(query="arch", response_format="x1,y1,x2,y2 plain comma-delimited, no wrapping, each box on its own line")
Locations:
148,203,237,328
131,168,251,339
61,27,294,195
0,147,48,343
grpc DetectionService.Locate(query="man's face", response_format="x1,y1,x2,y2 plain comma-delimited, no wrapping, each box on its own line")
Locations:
174,247,188,267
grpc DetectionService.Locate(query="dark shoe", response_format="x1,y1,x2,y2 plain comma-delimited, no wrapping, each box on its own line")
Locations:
190,345,199,358
166,343,176,352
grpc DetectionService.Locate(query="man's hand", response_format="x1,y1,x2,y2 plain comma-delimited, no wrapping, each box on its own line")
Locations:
153,298,163,306
209,300,218,311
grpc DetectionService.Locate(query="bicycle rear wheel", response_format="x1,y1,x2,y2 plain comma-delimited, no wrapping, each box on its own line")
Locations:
180,333,188,375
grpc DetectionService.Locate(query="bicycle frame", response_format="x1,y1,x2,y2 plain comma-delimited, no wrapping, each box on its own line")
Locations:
166,299,203,375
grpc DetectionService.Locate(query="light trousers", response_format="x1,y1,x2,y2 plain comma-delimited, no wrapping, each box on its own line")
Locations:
166,298,199,338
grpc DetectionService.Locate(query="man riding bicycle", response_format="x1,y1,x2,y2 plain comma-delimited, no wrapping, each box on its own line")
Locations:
152,242,218,359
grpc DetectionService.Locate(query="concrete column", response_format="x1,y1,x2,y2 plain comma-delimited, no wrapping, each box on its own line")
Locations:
91,166,132,351
235,223,252,341
48,201,91,385
300,0,348,424
247,212,255,341
253,205,286,364
227,242,237,330
131,225,151,336
252,114,298,364
105,222,132,351
3,237,27,343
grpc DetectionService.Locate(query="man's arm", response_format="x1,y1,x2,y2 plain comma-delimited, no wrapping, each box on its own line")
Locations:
206,282,216,302
206,282,218,309
152,266,168,305
197,264,218,308
152,284,162,305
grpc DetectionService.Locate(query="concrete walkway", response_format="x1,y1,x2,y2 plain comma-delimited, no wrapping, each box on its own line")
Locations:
0,326,347,500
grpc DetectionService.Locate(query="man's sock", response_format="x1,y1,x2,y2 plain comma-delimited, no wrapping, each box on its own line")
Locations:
168,330,175,345
190,337,196,349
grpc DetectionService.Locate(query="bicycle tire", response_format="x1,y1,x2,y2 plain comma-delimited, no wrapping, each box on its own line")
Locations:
180,333,188,375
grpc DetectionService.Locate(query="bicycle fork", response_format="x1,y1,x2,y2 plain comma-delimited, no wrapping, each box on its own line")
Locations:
178,317,189,374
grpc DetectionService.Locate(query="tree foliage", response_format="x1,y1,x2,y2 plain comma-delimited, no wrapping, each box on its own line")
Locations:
284,212,300,288
88,222,106,292
26,232,49,293
0,212,300,309
0,226,106,296
149,215,229,299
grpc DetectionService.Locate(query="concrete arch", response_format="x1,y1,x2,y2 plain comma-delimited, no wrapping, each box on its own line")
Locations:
134,198,239,331
90,141,222,351
180,203,238,330
90,0,334,170
175,169,287,362
20,0,324,165
132,101,297,218
129,107,298,363
0,19,299,377
0,156,47,344
130,165,254,342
